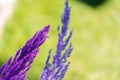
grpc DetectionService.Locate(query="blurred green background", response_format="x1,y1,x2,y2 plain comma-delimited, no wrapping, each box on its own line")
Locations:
0,0,120,80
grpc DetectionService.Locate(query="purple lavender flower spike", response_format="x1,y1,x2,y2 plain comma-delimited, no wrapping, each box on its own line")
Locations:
40,0,73,80
0,25,50,80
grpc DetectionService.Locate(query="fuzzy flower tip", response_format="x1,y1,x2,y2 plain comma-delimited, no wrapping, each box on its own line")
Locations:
40,0,73,80
0,25,50,80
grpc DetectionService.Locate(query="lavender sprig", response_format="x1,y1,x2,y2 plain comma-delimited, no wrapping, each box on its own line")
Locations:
0,25,50,80
40,0,73,80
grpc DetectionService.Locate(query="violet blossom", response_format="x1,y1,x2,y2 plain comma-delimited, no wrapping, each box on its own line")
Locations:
40,0,73,80
0,0,73,80
0,25,50,80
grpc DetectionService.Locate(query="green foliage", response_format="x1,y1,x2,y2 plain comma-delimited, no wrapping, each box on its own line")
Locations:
77,0,107,8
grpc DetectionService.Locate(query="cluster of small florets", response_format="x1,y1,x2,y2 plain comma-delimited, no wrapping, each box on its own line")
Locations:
0,0,73,80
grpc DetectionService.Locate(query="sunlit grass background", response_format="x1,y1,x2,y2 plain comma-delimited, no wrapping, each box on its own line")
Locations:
0,0,120,80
